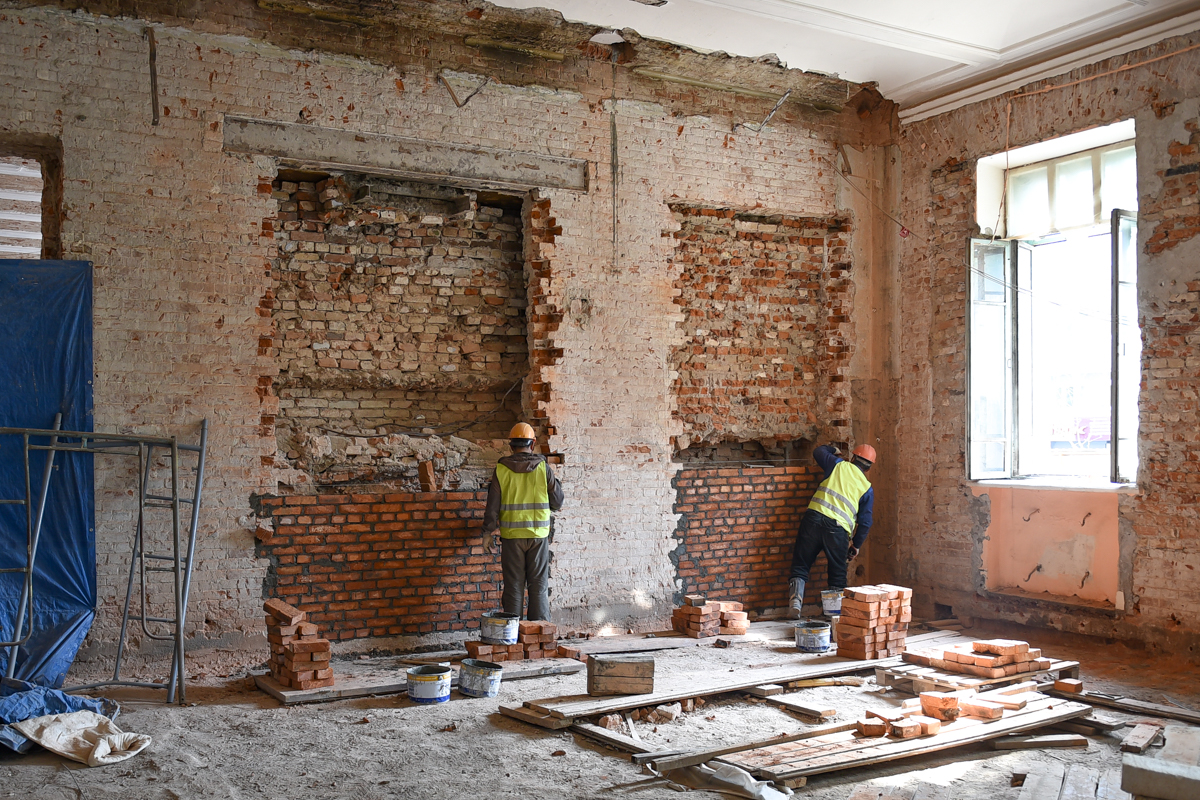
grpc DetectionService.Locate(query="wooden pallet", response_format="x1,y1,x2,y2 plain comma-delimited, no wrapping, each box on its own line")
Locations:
875,658,1080,694
719,696,1092,781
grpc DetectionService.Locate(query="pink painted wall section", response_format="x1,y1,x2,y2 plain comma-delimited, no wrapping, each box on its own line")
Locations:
977,487,1119,606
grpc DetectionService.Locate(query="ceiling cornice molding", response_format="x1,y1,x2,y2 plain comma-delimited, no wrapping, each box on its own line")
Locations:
899,9,1200,123
688,0,1000,64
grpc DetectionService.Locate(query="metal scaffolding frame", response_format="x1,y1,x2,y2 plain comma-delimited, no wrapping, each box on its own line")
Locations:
0,421,208,704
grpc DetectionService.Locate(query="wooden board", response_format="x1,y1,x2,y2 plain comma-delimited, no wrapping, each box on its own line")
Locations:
1095,767,1130,800
1016,764,1065,800
992,734,1088,750
499,703,573,730
877,659,1080,693
1121,724,1161,753
257,656,584,705
649,721,861,772
1059,765,1100,800
1055,690,1200,725
767,694,837,720
528,654,921,720
569,722,653,755
564,634,703,655
721,697,1092,780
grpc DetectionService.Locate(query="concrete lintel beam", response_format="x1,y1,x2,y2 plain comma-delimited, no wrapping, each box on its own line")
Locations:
223,116,588,193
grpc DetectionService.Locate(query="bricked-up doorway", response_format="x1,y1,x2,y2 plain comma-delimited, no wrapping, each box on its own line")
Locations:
265,172,530,491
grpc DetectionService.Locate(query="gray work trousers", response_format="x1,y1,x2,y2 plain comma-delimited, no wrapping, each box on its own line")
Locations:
501,537,550,621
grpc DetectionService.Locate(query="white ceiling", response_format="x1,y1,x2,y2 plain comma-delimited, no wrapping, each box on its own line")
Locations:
490,0,1200,119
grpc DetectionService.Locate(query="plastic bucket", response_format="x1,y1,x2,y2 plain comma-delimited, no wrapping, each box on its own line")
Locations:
795,620,832,653
459,658,504,698
821,589,843,615
406,665,452,704
480,611,520,645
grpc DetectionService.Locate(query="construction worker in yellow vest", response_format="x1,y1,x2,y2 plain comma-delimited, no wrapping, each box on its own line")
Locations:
482,423,564,621
788,443,877,619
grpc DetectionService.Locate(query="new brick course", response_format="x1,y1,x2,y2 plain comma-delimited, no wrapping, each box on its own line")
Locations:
255,491,495,639
672,465,830,612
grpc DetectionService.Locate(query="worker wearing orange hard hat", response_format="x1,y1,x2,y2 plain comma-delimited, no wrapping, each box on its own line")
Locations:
788,442,877,619
482,422,564,621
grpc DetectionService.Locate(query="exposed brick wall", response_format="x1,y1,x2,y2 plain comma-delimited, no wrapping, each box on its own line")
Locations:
673,465,833,611
896,33,1200,650
670,206,851,448
0,4,852,654
265,175,527,465
255,491,494,639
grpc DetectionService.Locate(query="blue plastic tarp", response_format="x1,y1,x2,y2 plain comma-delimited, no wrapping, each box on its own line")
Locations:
0,260,95,688
0,677,117,753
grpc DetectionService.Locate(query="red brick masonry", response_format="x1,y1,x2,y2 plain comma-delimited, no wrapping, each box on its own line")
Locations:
673,465,831,611
254,492,494,640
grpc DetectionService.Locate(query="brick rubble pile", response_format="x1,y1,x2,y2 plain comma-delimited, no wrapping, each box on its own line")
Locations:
671,595,747,638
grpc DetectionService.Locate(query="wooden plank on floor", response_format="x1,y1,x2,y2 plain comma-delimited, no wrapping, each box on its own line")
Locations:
910,784,952,800
1053,690,1200,725
570,722,652,755
992,734,1088,750
526,656,913,719
1121,723,1162,753
1095,767,1131,800
1058,765,1100,800
1016,764,1065,800
738,699,1094,780
564,634,703,655
649,721,860,772
255,672,407,705
499,703,574,730
766,694,837,720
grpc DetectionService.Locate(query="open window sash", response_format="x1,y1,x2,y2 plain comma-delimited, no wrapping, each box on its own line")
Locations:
1111,210,1138,483
968,239,1014,479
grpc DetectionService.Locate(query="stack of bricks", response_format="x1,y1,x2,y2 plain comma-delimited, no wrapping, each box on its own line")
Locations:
835,584,913,660
464,621,560,663
265,598,334,690
903,639,1053,678
671,595,746,638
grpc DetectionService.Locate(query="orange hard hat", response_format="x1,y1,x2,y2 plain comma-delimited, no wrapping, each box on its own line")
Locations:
852,444,877,463
509,422,536,440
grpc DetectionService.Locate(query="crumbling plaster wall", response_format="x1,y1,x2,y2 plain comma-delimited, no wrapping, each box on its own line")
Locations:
0,3,883,652
897,32,1200,652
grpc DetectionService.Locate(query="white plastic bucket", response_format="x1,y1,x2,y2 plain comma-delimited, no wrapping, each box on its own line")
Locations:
480,612,520,645
407,665,452,704
795,620,832,653
821,589,843,615
459,658,503,698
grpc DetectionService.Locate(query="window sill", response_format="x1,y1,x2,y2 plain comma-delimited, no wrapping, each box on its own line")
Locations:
968,475,1138,494
982,587,1122,617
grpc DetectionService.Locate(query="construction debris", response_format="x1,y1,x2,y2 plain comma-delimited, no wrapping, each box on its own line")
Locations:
835,584,912,659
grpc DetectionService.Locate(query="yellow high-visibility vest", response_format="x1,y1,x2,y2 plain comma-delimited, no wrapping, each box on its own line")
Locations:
809,461,871,536
496,462,551,539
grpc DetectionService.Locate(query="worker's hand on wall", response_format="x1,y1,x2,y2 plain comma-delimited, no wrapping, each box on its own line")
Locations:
847,545,860,560
491,535,502,554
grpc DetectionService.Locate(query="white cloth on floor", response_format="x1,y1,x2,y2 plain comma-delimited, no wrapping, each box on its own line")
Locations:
663,763,793,799
12,710,151,766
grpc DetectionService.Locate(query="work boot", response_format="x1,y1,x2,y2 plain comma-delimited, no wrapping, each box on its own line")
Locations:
788,578,806,620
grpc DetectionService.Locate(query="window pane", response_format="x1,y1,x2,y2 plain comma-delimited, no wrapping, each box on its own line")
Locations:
970,240,1011,478
1101,146,1137,218
1007,167,1049,238
1114,214,1139,482
1054,156,1095,230
1021,232,1112,477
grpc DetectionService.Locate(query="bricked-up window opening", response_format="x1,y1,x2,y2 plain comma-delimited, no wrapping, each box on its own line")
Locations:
0,157,43,258
268,172,528,490
969,130,1140,483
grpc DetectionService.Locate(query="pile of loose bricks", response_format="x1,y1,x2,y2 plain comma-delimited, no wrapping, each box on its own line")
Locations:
465,621,560,662
265,598,334,689
903,638,1053,678
671,595,749,638
835,584,912,660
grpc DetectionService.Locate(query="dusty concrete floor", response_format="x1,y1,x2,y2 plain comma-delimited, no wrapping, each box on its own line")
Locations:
2,621,1198,800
